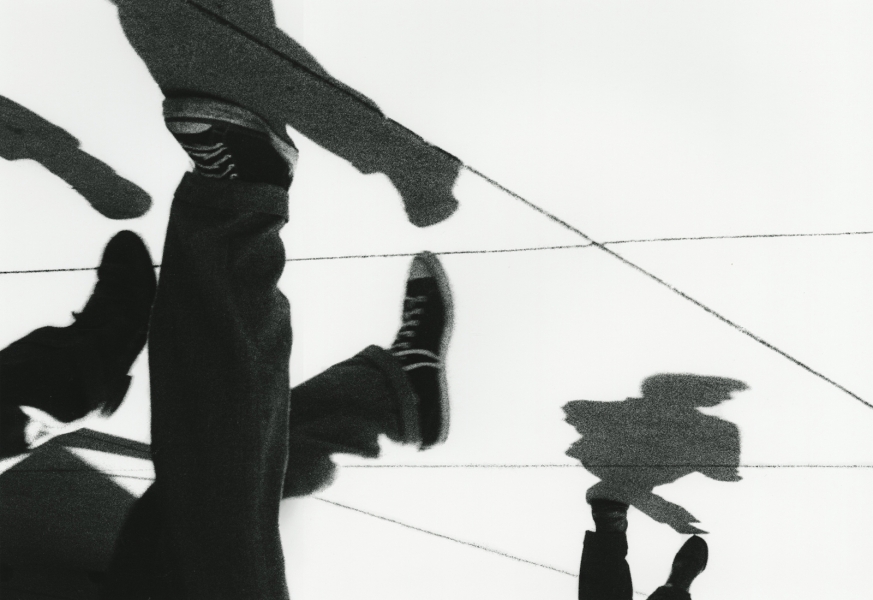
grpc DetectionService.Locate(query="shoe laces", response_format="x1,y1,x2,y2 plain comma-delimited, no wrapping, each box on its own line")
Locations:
179,140,239,179
390,295,427,351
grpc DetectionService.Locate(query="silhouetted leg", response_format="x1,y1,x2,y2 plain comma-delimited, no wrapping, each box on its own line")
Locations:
106,173,292,600
104,345,414,595
101,484,178,600
646,586,691,600
578,531,633,600
283,345,419,497
645,535,707,600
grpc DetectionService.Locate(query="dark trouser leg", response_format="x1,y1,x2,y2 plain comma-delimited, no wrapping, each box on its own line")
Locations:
104,344,415,595
101,485,177,600
283,344,419,497
578,531,633,600
646,586,691,600
106,173,292,600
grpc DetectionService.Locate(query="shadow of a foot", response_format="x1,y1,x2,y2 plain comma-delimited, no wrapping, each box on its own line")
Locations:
565,374,748,533
108,0,459,227
0,96,151,220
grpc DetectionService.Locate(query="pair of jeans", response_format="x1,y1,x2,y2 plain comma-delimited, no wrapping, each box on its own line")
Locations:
101,173,418,599
578,531,691,600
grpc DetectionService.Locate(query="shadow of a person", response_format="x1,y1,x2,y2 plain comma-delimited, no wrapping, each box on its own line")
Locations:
106,0,460,227
0,96,152,220
564,374,747,534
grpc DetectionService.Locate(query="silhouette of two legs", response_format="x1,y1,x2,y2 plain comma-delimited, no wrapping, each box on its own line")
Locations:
579,500,709,600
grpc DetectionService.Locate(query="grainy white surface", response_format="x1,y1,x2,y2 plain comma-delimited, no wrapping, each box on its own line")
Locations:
2,1,872,597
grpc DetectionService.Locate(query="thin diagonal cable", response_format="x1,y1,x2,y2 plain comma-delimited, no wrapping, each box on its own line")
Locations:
184,0,383,114
602,241,870,407
314,497,575,576
7,0,870,409
171,0,871,407
465,165,871,409
315,497,656,596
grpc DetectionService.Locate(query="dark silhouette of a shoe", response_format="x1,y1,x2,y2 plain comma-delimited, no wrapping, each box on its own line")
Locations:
0,231,156,457
666,535,709,591
390,252,454,449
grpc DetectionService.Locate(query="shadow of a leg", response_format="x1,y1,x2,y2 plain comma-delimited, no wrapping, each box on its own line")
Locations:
109,0,459,226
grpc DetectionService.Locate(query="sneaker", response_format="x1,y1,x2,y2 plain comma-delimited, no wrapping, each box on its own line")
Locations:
163,95,299,189
0,231,156,444
389,252,453,449
666,535,709,591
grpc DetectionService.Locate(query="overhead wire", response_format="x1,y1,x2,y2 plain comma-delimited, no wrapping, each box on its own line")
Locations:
2,229,869,274
2,0,870,410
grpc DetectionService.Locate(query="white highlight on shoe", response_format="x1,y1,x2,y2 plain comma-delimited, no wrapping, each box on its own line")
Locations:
200,163,236,178
393,349,440,360
390,296,429,351
20,406,96,449
198,153,232,168
177,139,237,179
187,146,227,161
402,362,442,371
408,258,432,280
179,141,223,152
167,121,212,134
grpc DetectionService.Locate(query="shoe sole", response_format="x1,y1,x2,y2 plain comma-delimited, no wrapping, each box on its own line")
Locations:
163,96,299,171
416,251,454,448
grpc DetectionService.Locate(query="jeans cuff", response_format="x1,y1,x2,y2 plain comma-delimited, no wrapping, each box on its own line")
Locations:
174,172,289,219
357,345,421,445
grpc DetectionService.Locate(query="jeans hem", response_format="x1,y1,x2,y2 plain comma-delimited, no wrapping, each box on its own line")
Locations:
175,172,289,219
357,345,421,445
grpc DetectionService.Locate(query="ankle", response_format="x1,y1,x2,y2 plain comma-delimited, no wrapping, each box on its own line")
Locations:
590,499,629,533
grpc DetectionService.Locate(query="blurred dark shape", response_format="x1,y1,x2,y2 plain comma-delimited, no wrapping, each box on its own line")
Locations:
106,0,460,227
0,430,146,576
0,230,156,460
564,374,747,533
0,96,152,220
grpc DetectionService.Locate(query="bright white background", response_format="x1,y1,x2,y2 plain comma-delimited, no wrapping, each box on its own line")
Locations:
2,1,873,598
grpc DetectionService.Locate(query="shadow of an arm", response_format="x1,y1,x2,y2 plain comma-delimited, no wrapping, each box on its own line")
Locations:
0,95,151,220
